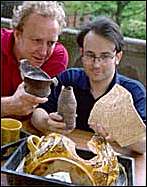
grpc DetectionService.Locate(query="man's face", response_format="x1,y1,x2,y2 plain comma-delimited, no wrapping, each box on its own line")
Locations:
14,13,60,67
82,31,121,83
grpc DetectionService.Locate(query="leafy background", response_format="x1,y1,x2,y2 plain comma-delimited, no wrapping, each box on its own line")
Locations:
1,1,146,39
62,1,146,39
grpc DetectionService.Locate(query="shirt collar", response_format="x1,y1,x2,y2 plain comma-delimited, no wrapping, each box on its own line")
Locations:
83,69,120,92
105,70,120,94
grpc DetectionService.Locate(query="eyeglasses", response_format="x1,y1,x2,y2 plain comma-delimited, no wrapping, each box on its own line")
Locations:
82,51,116,65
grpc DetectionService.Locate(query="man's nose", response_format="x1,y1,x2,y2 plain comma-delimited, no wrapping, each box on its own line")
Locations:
39,43,48,57
93,57,101,67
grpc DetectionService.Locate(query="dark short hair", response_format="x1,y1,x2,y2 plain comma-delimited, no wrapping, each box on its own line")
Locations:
77,16,124,53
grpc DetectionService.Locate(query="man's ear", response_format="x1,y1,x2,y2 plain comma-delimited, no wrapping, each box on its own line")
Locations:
115,51,123,65
13,30,22,41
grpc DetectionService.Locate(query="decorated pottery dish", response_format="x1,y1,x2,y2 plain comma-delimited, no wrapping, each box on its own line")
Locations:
23,133,120,186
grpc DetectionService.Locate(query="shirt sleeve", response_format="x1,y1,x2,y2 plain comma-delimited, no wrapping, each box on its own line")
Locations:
130,83,146,123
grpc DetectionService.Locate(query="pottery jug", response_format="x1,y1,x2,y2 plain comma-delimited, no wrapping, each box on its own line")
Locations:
19,59,58,97
57,86,77,131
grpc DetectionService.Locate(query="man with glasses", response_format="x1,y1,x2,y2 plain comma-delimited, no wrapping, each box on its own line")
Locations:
31,16,146,154
1,1,68,117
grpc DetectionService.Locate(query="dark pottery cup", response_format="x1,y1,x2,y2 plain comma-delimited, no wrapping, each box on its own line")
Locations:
19,59,58,97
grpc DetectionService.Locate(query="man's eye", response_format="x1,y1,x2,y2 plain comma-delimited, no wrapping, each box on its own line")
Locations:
32,39,41,43
100,55,108,60
100,55,109,60
48,41,55,47
85,54,94,58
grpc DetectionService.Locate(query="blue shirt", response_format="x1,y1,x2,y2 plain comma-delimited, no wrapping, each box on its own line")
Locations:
39,68,146,132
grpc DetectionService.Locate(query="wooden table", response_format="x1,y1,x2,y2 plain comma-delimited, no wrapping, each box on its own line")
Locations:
1,119,146,186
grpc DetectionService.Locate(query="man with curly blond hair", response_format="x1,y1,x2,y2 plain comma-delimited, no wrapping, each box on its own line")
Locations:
1,1,69,117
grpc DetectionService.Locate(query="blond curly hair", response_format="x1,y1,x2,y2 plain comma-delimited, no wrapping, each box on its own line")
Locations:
11,1,66,32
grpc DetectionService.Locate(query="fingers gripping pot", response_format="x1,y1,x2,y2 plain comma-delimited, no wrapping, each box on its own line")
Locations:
57,86,77,131
19,59,58,97
23,133,120,186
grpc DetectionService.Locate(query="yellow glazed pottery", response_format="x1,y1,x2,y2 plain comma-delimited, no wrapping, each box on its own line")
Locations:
23,133,120,186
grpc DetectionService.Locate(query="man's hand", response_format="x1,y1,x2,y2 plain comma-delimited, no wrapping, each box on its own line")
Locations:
90,123,146,154
31,109,66,133
31,109,74,134
90,123,115,144
48,112,66,133
1,82,48,117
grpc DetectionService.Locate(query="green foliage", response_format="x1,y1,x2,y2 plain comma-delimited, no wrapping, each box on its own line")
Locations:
120,1,146,39
1,22,11,28
59,33,80,67
62,1,146,39
1,1,146,39
122,19,146,39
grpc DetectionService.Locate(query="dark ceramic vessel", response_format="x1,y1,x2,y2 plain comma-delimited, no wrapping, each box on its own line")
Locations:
19,59,58,97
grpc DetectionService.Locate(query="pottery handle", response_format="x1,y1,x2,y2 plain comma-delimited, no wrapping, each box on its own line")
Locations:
51,77,58,86
27,135,41,153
